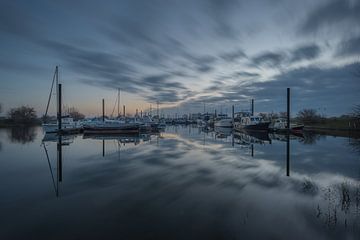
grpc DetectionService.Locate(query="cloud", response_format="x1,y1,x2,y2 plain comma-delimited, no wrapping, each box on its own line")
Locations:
289,44,321,63
233,71,260,77
42,40,190,103
179,62,360,115
250,44,321,68
220,49,247,62
299,0,360,35
336,34,360,57
252,51,286,68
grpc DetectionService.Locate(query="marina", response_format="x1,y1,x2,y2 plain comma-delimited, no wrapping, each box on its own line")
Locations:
1,1,360,239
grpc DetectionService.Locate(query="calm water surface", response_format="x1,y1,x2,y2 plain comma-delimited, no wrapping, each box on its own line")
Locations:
0,126,359,239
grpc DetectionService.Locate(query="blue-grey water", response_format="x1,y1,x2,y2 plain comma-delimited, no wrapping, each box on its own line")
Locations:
0,126,359,240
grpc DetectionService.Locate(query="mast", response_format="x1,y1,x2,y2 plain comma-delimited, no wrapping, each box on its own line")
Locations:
44,66,58,121
117,88,120,118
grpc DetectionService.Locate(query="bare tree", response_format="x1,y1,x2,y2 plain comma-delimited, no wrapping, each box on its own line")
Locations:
297,109,321,124
8,106,37,124
67,107,85,121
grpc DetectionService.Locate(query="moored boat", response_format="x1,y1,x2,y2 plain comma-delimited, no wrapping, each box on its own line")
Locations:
269,118,304,132
214,114,233,128
234,116,270,131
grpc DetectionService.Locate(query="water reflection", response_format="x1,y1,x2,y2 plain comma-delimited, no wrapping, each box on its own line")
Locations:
0,126,359,239
348,138,360,155
7,127,37,144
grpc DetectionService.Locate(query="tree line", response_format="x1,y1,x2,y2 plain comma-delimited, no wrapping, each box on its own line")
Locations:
0,103,85,125
0,102,359,128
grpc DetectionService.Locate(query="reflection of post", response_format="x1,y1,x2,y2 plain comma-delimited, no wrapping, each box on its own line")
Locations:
57,135,62,183
56,134,63,197
251,144,254,157
286,133,290,176
232,133,234,147
102,139,105,157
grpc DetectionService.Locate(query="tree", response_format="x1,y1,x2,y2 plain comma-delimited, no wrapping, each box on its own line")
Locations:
297,108,321,124
67,107,85,121
8,106,37,124
351,104,360,119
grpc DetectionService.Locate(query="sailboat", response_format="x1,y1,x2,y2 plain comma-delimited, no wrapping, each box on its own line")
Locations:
82,89,140,135
42,66,81,133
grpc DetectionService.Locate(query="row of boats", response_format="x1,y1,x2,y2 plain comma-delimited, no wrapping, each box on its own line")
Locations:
199,112,304,133
42,113,304,135
42,116,166,134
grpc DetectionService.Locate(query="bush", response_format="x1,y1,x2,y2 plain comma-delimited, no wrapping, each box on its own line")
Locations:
7,106,37,124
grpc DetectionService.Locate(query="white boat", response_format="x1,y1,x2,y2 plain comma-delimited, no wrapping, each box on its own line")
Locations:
43,116,80,133
83,119,140,134
269,118,304,132
234,115,270,131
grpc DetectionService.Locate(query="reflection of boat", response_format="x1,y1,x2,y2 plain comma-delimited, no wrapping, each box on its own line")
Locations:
234,116,270,131
42,133,75,145
269,118,304,132
83,120,140,134
269,132,304,142
83,133,153,145
233,130,271,145
214,126,232,138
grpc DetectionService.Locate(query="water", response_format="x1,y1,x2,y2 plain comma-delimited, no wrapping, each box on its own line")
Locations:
0,126,359,240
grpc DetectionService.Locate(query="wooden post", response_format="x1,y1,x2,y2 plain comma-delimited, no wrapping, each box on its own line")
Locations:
232,105,234,127
251,99,254,116
123,105,126,117
287,88,290,131
286,87,291,176
58,84,62,132
102,98,105,122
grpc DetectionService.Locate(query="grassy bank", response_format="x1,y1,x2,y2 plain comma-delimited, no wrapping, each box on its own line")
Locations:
0,120,41,128
302,117,359,131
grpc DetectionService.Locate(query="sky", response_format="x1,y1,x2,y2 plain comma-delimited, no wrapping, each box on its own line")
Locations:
0,0,359,117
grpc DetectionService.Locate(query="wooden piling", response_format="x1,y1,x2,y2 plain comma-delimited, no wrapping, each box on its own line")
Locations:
102,98,105,122
251,99,254,116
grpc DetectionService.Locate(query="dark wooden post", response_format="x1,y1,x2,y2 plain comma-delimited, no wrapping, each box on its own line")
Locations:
286,87,291,176
123,105,125,117
102,98,105,122
287,88,290,130
232,105,234,127
251,99,254,116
